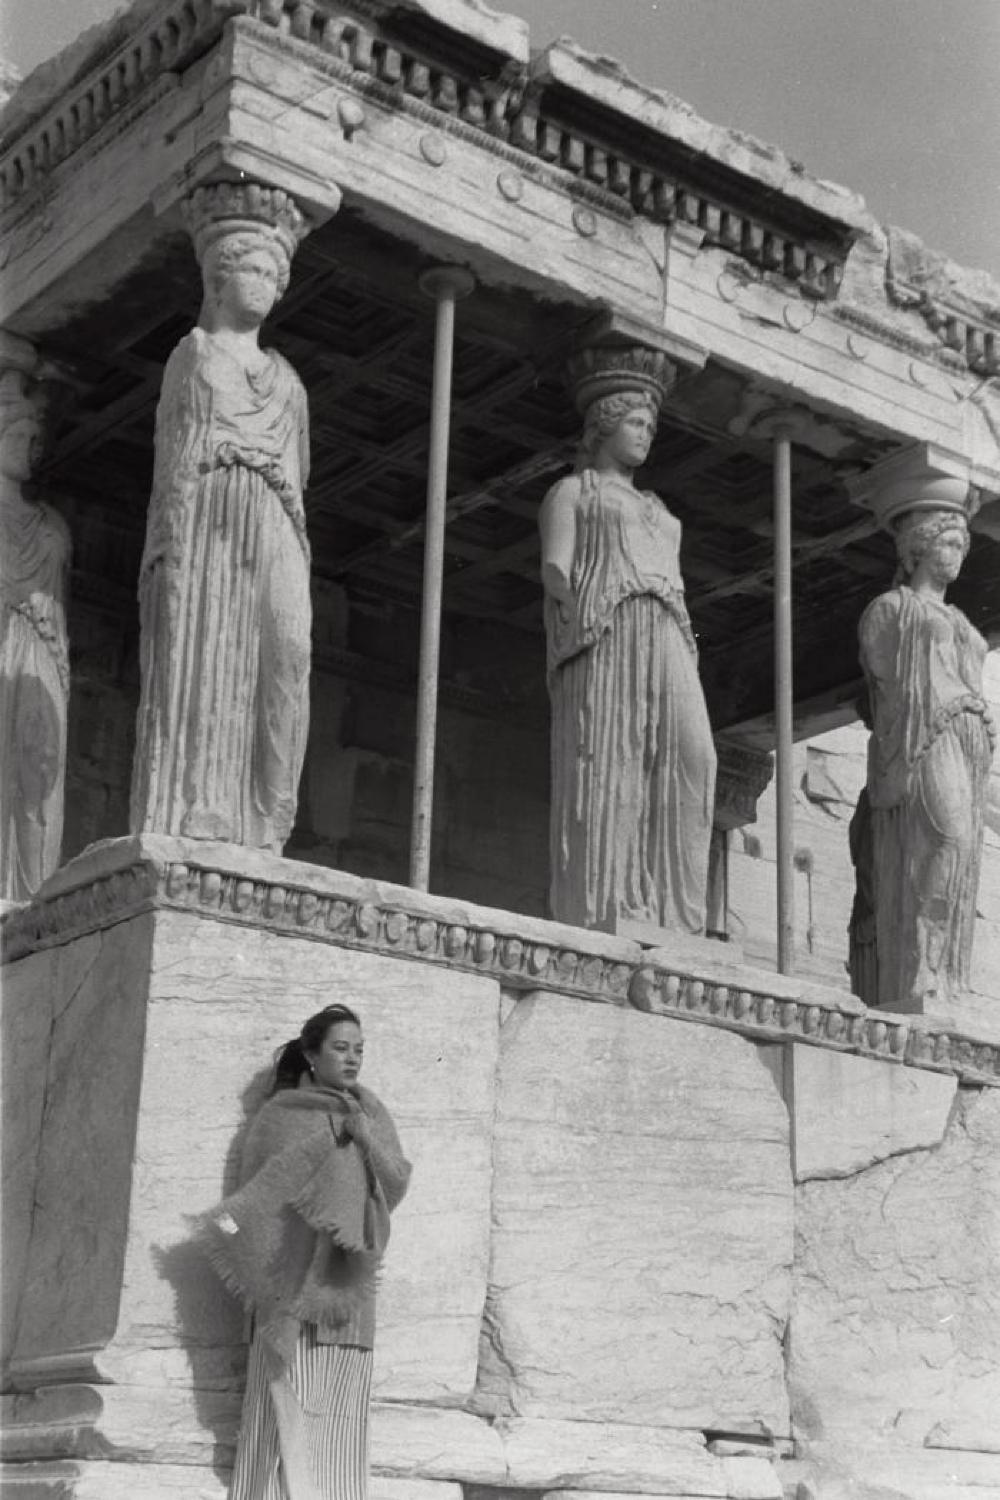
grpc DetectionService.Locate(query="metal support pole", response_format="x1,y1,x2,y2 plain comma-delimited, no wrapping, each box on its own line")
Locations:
773,427,795,973
409,266,474,891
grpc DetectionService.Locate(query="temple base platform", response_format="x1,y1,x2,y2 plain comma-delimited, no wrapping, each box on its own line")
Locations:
2,836,999,1499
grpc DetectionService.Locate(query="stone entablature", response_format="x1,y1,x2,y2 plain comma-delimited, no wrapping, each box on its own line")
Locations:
4,2,999,490
4,834,998,1086
1,1,855,304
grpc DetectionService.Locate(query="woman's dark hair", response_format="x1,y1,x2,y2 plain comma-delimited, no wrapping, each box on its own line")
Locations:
271,1003,362,1093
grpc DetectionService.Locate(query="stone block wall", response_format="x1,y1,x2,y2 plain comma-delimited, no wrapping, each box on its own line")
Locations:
785,1047,1000,1499
3,840,999,1499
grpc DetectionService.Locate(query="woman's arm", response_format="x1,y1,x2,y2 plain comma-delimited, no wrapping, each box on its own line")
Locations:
345,1100,412,1210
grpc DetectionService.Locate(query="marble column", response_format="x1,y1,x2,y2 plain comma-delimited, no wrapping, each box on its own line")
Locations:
849,446,995,1014
130,180,335,853
0,334,71,903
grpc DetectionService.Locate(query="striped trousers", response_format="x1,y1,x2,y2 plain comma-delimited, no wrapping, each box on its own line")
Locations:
229,1326,373,1500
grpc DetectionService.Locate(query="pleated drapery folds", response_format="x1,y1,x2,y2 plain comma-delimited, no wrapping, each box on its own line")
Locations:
229,1327,372,1500
860,585,994,1010
130,329,311,851
549,593,716,933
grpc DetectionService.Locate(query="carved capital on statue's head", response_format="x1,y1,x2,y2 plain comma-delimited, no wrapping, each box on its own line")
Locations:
847,441,977,533
712,737,774,831
568,342,676,416
567,342,677,471
182,181,310,300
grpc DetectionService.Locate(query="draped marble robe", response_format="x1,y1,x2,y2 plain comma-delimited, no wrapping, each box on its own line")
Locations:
0,487,70,899
859,586,994,1010
131,328,311,849
543,467,716,932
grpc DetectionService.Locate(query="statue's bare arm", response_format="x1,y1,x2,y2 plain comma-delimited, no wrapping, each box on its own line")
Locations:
539,476,580,605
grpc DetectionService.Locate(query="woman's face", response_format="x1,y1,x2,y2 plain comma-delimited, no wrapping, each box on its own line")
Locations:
216,248,280,328
307,1021,364,1090
597,405,656,471
912,527,966,588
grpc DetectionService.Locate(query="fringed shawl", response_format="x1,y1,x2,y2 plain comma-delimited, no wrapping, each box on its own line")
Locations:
202,1082,410,1367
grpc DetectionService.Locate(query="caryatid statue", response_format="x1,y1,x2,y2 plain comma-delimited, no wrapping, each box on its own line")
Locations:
859,490,995,1012
539,346,717,933
0,363,71,901
131,183,316,852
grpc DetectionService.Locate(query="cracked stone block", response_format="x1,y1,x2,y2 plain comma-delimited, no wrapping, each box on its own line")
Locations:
5,906,501,1442
789,1045,957,1181
371,1405,505,1483
500,1415,726,1493
8,919,154,1372
370,1482,463,1500
790,1442,1000,1499
0,1460,228,1497
790,1087,1000,1459
2,944,63,1374
477,991,793,1432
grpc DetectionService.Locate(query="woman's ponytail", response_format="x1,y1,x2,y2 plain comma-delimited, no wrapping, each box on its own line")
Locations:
272,1037,309,1094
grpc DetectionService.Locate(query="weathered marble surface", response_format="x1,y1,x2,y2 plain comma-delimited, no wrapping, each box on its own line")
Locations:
9,919,153,1374
540,350,715,934
500,1417,773,1494
789,1087,1000,1459
788,1046,957,1182
132,914,500,1402
859,507,994,1013
1,946,63,1373
0,363,70,902
477,991,792,1431
130,183,315,852
5,904,499,1409
787,1444,1000,1500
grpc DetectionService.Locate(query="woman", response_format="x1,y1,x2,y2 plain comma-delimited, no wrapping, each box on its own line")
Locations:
131,185,311,851
0,368,70,900
539,362,716,933
859,508,994,1011
206,1004,411,1500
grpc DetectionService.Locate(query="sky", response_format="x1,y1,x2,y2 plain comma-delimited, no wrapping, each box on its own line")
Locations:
2,0,998,279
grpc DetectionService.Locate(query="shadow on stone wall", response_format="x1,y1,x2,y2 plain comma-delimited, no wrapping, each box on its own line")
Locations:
152,1066,272,1488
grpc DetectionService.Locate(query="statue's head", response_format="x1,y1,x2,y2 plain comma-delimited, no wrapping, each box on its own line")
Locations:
200,230,289,330
0,368,45,484
183,182,306,333
577,389,658,471
568,345,673,473
893,507,970,588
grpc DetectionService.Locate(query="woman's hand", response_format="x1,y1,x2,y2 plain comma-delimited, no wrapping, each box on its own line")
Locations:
342,1109,374,1152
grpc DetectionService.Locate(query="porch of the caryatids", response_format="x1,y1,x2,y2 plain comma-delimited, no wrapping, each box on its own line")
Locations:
130,179,337,854
0,335,71,903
